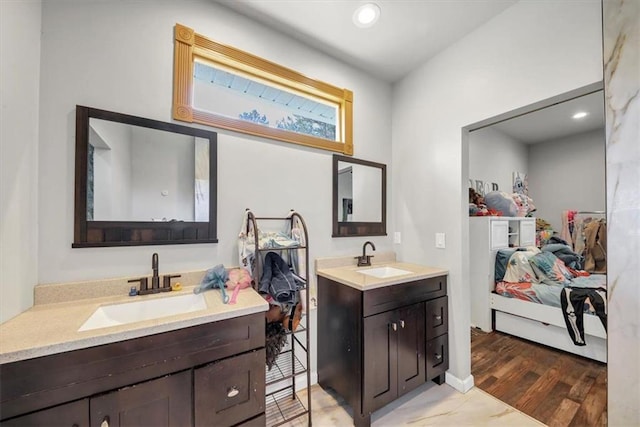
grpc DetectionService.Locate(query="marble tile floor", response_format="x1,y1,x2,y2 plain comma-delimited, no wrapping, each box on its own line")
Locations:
283,382,544,426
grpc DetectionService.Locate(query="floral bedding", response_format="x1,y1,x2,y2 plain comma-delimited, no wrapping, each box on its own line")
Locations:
494,248,606,308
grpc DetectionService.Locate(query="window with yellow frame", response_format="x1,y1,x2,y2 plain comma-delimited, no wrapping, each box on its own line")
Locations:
173,24,353,155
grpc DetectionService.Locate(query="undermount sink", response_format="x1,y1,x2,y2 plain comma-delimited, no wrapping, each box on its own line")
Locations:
357,266,413,279
78,293,207,332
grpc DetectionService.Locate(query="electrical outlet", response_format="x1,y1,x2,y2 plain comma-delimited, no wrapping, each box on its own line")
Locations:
435,233,446,249
394,232,402,244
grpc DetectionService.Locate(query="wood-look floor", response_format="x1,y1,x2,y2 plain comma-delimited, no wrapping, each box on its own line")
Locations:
471,329,607,427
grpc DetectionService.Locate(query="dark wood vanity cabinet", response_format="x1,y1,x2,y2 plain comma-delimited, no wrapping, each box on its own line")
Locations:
0,313,266,427
318,275,448,427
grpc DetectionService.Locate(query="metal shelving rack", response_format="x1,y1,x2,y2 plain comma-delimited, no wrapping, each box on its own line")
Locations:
246,210,311,426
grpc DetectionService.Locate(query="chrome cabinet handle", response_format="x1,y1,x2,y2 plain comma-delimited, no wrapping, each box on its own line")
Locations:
400,320,405,329
391,323,397,331
227,386,240,398
434,315,442,321
435,353,443,361
100,417,109,427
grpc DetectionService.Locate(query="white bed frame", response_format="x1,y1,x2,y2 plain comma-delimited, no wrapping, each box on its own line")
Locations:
489,293,607,363
469,217,607,363
471,271,608,363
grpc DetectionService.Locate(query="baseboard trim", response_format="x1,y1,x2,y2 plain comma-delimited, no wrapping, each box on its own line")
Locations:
445,372,474,393
306,371,318,388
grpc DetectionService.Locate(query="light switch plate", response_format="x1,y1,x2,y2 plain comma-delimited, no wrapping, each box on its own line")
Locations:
394,232,402,244
435,233,446,249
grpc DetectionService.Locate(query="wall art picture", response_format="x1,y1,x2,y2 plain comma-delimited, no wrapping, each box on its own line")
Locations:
512,171,528,195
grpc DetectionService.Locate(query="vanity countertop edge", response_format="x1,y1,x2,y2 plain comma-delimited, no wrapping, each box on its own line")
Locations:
316,258,448,291
0,287,268,365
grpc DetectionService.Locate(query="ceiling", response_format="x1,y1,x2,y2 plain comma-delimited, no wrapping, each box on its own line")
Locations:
214,0,517,83
212,1,604,143
490,91,606,144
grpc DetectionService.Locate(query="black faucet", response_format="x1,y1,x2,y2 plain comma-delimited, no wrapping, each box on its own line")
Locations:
132,252,172,295
151,253,160,290
356,241,376,267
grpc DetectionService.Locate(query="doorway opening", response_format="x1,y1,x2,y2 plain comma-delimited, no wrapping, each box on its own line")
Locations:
463,82,608,426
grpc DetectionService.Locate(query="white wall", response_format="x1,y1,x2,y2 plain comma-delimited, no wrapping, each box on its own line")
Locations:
528,128,606,231
392,0,602,389
468,127,528,194
28,0,391,382
37,0,392,286
0,0,41,322
34,0,392,377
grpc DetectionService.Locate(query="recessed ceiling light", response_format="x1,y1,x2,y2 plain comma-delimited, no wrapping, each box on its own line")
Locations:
353,3,380,28
572,112,588,119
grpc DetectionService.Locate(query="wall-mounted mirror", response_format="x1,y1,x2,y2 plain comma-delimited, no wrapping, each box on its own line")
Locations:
73,105,218,247
333,155,386,237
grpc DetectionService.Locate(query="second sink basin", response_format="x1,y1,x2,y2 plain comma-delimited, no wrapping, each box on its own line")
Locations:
79,293,207,332
357,266,412,279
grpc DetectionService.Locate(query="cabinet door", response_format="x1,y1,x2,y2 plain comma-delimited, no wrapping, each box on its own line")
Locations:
519,219,536,247
363,309,398,413
425,296,448,340
426,333,449,382
396,303,425,396
490,220,509,249
2,399,88,427
194,349,265,427
89,371,191,427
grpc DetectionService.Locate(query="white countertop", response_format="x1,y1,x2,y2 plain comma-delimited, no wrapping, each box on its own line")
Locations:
316,253,448,291
0,286,268,364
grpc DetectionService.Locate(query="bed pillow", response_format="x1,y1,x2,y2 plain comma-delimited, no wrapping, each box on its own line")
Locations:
484,191,518,217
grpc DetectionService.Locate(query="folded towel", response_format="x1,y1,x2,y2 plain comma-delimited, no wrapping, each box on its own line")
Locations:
259,252,299,305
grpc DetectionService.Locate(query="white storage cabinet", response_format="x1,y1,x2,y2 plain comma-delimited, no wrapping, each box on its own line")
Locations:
469,216,536,331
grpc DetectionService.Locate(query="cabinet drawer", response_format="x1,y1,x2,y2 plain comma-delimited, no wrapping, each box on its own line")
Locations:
1,399,88,427
194,349,265,427
425,296,448,339
363,276,447,317
426,333,449,381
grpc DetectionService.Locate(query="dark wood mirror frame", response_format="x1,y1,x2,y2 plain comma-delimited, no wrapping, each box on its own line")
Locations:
332,154,386,237
73,105,218,248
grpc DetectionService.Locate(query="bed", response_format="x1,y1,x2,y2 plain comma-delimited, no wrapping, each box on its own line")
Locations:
488,248,607,363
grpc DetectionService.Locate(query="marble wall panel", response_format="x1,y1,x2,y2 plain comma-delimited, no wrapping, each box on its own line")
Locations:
602,0,640,425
